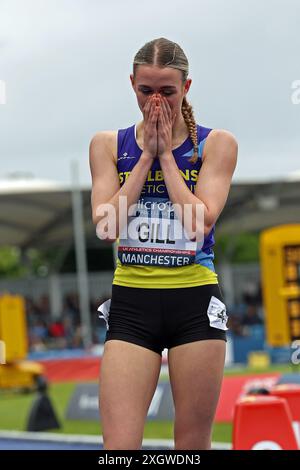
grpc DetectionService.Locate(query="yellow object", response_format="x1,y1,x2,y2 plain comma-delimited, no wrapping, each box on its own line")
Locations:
0,293,44,390
248,351,271,369
113,254,218,288
260,224,300,346
0,360,44,389
0,293,27,361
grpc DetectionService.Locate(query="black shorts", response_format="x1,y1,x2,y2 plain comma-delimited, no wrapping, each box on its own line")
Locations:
102,283,228,357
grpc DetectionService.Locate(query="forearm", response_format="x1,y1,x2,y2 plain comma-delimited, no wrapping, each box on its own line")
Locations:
160,153,210,239
94,153,153,240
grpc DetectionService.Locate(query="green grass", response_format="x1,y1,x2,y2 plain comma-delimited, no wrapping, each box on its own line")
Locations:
1,363,297,443
159,363,298,384
223,363,300,376
0,381,231,442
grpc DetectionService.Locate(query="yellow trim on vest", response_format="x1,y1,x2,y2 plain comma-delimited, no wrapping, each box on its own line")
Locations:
112,258,218,289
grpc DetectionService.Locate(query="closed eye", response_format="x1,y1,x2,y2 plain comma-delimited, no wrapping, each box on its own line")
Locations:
141,90,174,96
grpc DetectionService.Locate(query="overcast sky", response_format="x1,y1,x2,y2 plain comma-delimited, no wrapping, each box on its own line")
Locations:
0,0,299,185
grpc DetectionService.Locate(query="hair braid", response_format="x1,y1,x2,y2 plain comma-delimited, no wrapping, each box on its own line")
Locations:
182,96,198,164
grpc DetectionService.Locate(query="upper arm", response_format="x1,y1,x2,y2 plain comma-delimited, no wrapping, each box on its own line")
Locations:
89,131,120,224
194,129,238,232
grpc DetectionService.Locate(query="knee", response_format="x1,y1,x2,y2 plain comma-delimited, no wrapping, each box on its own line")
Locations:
174,428,212,450
174,414,214,450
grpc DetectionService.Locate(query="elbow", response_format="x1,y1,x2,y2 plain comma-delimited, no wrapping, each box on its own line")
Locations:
204,212,215,238
187,223,212,242
184,203,213,241
204,223,213,238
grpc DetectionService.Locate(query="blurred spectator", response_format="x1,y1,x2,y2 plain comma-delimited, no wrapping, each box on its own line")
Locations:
49,319,65,338
24,291,110,351
28,318,48,351
242,280,262,307
226,280,264,337
241,304,263,326
62,314,76,348
227,314,244,336
36,294,51,323
62,292,80,325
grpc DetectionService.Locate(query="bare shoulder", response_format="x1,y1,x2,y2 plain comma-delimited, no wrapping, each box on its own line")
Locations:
89,130,118,165
205,128,238,154
203,129,238,164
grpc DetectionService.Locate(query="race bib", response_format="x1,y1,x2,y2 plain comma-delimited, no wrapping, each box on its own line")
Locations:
206,296,228,331
97,298,111,331
118,197,201,267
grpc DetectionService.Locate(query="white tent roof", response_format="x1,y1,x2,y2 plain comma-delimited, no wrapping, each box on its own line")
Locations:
284,169,300,182
0,176,94,249
0,177,70,194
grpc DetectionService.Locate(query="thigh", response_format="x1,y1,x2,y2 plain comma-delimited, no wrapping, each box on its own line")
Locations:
104,284,164,356
99,339,162,448
167,339,225,423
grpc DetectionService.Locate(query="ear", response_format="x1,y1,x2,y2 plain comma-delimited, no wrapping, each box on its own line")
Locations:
183,78,192,96
130,74,135,89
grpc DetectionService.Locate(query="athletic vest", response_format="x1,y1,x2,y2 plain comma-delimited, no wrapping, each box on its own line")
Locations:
112,123,218,288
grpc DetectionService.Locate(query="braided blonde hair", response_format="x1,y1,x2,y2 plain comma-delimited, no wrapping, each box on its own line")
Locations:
133,37,199,164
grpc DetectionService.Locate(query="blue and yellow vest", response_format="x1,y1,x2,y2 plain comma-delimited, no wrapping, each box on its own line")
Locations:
112,123,218,288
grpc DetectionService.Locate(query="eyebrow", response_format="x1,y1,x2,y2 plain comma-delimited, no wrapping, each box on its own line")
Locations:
138,85,177,90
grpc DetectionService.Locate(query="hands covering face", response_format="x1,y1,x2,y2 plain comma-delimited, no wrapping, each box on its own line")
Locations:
156,94,177,158
142,93,177,159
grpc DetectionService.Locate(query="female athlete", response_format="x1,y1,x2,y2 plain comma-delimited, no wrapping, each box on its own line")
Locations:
89,37,238,450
